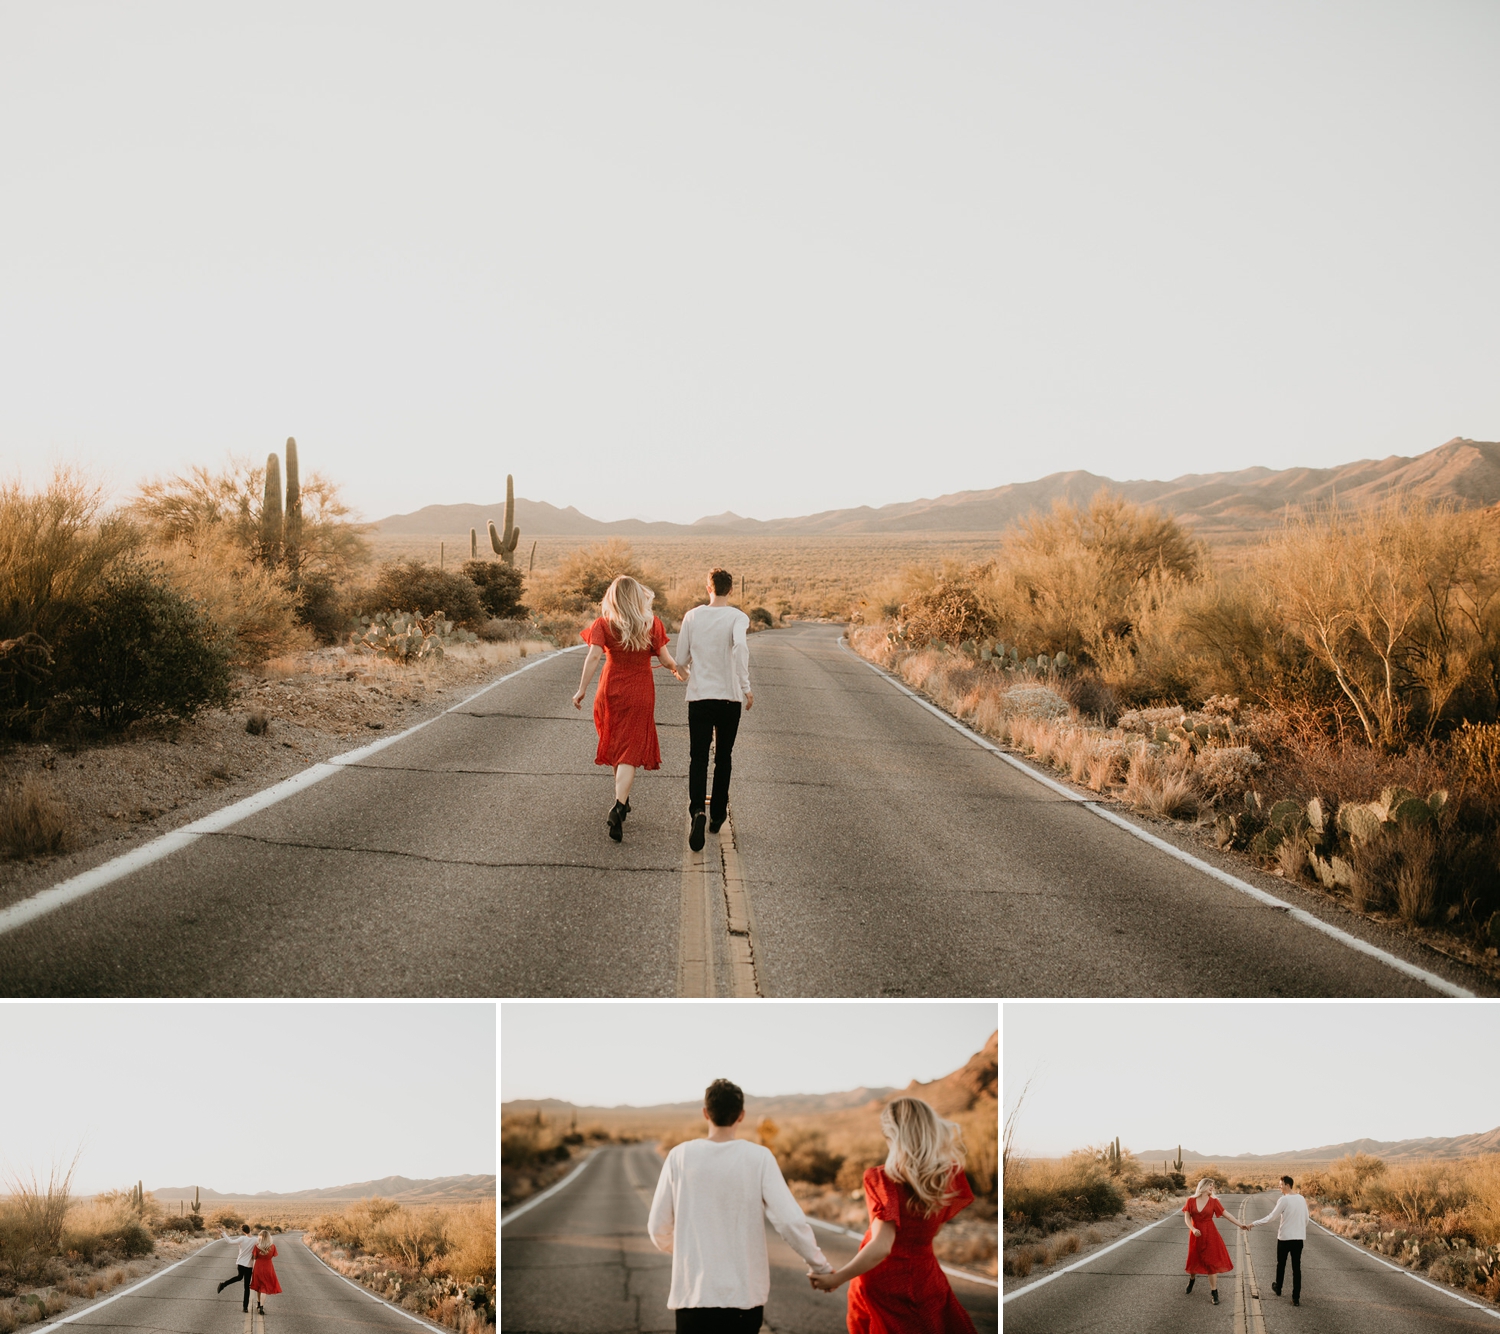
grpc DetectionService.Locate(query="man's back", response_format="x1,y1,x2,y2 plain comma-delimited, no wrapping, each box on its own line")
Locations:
678,604,751,704
647,1138,827,1309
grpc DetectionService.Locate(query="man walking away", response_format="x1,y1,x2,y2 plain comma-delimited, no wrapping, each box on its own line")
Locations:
216,1223,257,1312
1248,1176,1311,1306
675,569,752,853
649,1078,832,1334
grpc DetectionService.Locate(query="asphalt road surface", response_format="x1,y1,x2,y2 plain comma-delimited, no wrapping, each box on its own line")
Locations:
1004,1191,1500,1333
500,1145,997,1334
0,623,1489,995
44,1231,436,1333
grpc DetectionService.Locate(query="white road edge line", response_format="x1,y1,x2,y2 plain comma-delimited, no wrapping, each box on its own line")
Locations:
31,1237,224,1330
0,646,582,939
499,1151,598,1227
1312,1221,1500,1320
839,638,1475,999
804,1217,997,1288
301,1232,453,1331
1001,1211,1178,1303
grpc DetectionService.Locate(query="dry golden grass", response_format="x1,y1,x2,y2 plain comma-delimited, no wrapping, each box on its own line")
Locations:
0,773,74,859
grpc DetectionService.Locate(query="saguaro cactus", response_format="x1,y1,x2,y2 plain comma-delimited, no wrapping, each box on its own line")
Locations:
1106,1137,1122,1175
1172,1146,1184,1173
283,437,302,578
261,452,284,566
470,528,478,560
488,474,520,564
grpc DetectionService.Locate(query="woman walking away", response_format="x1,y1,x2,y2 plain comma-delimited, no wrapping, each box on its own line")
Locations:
250,1229,281,1314
573,575,685,841
1183,1178,1243,1303
808,1096,978,1334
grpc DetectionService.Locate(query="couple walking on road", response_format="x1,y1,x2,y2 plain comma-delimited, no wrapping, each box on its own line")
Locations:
215,1223,281,1314
572,568,751,851
1183,1175,1313,1308
649,1078,979,1334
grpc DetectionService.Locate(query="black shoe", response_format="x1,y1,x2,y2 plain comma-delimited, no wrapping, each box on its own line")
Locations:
1272,1283,1281,1297
623,799,630,815
257,1304,266,1314
1292,1296,1299,1306
607,801,626,841
1185,1277,1195,1295
708,815,724,833
1211,1289,1219,1304
217,1281,228,1293
689,812,706,852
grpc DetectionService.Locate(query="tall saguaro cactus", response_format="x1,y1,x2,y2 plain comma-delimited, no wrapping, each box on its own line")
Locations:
283,436,302,579
261,452,284,566
488,474,520,564
470,528,478,559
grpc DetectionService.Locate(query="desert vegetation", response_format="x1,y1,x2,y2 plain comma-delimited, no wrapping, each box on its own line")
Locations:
306,1197,495,1332
1303,1153,1500,1301
500,1110,635,1207
852,491,1500,966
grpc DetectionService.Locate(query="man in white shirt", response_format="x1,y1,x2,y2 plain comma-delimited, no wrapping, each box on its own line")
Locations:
215,1223,257,1312
1248,1175,1312,1306
674,570,753,853
648,1078,832,1334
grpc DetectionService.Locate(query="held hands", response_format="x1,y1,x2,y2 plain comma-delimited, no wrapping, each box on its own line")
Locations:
808,1269,842,1293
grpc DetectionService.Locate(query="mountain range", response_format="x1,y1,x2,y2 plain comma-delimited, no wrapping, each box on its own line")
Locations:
1138,1125,1500,1164
148,1174,495,1202
377,438,1500,542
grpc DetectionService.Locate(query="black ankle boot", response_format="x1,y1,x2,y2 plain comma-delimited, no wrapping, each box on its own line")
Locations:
608,801,626,841
1185,1276,1195,1295
1211,1288,1219,1304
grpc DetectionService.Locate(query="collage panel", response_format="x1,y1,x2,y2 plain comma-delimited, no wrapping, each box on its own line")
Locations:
1002,1000,1500,1331
0,1002,497,1333
500,1001,998,1334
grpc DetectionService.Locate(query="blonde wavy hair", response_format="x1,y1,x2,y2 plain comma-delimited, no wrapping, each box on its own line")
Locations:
257,1229,272,1251
1194,1177,1217,1206
880,1096,965,1218
601,575,656,651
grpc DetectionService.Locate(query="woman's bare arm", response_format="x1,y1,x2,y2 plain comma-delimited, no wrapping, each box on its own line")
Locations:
808,1220,896,1291
656,643,687,681
573,645,604,707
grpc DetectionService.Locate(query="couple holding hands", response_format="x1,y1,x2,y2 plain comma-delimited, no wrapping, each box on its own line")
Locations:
1184,1175,1312,1308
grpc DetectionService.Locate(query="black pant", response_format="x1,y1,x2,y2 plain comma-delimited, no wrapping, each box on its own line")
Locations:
675,1306,763,1334
1276,1239,1303,1298
219,1264,252,1309
688,699,742,820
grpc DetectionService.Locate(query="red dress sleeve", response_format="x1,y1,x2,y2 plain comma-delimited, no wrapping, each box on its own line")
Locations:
863,1166,901,1222
581,617,609,648
1208,1198,1224,1220
651,616,667,652
941,1167,975,1222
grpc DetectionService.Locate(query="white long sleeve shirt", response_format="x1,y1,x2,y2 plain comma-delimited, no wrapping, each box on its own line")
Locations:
677,605,752,704
647,1138,830,1309
1250,1192,1311,1240
223,1231,257,1266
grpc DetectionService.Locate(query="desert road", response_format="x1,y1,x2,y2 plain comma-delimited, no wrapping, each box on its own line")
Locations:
1003,1190,1500,1333
0,623,1491,996
37,1231,439,1333
499,1145,997,1334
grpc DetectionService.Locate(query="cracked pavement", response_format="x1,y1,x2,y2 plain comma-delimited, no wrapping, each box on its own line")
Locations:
500,1145,997,1334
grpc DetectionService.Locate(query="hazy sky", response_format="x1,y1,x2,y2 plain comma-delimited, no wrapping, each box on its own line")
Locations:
501,1001,997,1105
0,1003,495,1196
1005,1002,1500,1158
2,3,1496,525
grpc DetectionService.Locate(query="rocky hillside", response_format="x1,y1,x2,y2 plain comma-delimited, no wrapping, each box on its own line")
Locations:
150,1174,495,1202
1139,1126,1500,1164
378,438,1500,541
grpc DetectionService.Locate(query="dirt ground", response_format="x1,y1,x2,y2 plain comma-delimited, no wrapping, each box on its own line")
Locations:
0,640,560,909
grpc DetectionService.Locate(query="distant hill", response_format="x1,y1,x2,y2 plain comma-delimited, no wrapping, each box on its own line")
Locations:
149,1174,495,1203
1138,1125,1500,1164
376,438,1500,541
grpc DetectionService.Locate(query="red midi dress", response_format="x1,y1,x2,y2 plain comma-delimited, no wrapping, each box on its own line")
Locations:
250,1243,282,1294
846,1166,978,1334
582,615,667,769
1183,1196,1233,1275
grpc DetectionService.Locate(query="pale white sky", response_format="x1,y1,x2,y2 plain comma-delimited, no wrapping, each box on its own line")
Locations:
2,3,1496,525
1005,1002,1500,1158
0,1003,495,1196
501,1001,997,1105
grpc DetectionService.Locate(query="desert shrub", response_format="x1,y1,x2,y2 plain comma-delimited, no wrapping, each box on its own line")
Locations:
461,561,527,620
207,1209,245,1231
371,1210,447,1270
774,1129,844,1186
370,561,485,627
834,1140,890,1193
1367,1161,1475,1228
1304,1153,1388,1207
56,563,234,729
155,1214,195,1234
152,532,310,663
0,774,73,859
896,570,997,646
61,1202,154,1260
501,1115,571,1169
531,540,664,615
293,570,353,643
749,607,774,627
1004,1157,1125,1231
443,1202,496,1284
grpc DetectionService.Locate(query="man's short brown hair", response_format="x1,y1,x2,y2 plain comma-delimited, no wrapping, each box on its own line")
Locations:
1281,1175,1294,1189
704,1078,744,1126
709,568,733,596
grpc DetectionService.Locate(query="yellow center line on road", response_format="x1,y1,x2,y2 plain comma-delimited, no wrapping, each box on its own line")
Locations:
676,812,764,997
719,815,764,997
1236,1203,1266,1334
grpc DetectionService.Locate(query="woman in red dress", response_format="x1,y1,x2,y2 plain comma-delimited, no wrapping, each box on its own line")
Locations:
808,1097,979,1334
572,575,685,841
250,1229,282,1314
1182,1178,1244,1304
